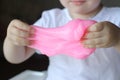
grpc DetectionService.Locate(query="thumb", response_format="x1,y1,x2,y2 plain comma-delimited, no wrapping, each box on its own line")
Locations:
88,23,104,32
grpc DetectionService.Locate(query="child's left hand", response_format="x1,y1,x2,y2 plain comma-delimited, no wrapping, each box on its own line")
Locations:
82,21,120,48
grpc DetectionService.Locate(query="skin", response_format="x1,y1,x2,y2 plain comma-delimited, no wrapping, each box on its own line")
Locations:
3,0,120,64
82,21,120,49
59,0,120,49
4,19,35,63
59,0,102,19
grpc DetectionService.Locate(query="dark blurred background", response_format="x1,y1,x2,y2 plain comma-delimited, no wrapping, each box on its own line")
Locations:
0,0,120,79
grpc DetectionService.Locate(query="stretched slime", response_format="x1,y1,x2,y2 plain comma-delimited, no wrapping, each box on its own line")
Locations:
28,19,96,59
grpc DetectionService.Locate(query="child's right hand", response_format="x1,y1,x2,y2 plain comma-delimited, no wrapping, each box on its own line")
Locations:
6,19,33,46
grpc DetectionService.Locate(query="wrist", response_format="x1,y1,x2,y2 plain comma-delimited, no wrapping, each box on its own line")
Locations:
114,29,120,51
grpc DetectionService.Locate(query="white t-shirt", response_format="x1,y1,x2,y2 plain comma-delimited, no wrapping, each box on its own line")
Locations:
34,7,120,80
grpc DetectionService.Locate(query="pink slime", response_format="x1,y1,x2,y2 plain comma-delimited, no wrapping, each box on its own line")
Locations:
28,19,96,59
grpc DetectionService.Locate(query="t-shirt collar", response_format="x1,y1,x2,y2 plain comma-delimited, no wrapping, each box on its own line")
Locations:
64,6,106,20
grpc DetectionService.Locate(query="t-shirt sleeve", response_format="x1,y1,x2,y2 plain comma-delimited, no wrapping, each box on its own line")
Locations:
33,11,48,28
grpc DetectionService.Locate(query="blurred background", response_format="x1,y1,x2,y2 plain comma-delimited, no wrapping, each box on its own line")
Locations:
0,0,120,79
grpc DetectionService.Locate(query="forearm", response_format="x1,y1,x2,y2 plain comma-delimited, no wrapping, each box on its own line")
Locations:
3,37,35,64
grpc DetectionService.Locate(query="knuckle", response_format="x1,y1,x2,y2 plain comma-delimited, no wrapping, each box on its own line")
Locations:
19,22,30,30
21,24,30,32
10,19,20,25
10,19,30,31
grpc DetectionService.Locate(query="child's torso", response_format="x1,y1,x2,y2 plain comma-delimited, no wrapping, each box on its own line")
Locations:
34,7,120,80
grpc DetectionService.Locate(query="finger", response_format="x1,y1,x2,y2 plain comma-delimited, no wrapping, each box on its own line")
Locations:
82,37,104,45
10,26,30,38
83,31,103,39
82,36,111,48
87,23,103,32
8,35,30,46
84,43,110,48
14,38,29,46
9,19,31,32
83,44,96,48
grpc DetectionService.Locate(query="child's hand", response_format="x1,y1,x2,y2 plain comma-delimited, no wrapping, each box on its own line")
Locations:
82,21,120,48
6,19,33,46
